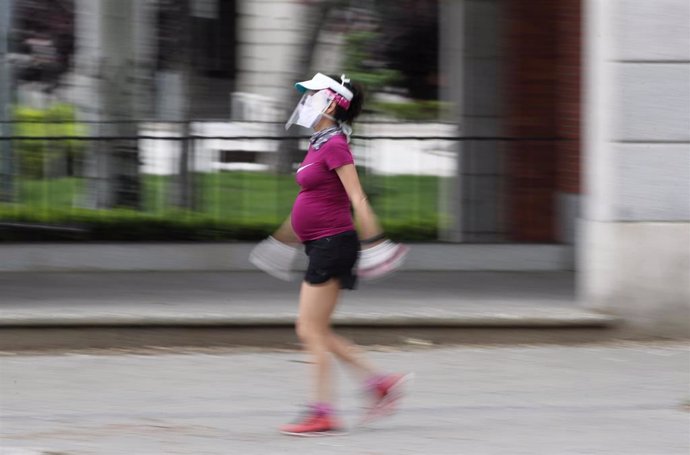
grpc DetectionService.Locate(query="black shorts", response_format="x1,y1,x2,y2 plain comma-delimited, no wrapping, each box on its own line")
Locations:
304,230,360,290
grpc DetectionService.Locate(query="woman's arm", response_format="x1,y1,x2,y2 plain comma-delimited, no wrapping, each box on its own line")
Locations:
335,164,383,240
250,215,299,281
272,214,300,245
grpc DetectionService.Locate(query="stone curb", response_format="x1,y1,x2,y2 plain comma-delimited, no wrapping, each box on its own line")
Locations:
0,313,618,328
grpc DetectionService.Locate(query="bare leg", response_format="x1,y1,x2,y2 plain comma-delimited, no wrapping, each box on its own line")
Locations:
297,280,383,404
326,332,379,379
296,279,341,403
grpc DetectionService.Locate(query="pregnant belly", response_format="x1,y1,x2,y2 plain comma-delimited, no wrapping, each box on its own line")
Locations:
291,195,353,241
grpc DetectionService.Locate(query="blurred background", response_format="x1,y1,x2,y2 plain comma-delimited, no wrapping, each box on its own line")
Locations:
0,0,580,244
0,0,688,337
0,4,688,453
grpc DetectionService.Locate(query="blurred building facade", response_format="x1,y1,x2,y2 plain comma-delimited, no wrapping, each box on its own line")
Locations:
441,0,689,336
579,0,690,337
2,0,688,336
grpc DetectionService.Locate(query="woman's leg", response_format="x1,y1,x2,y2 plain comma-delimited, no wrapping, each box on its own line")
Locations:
293,277,408,431
297,280,379,398
326,332,378,379
296,278,341,404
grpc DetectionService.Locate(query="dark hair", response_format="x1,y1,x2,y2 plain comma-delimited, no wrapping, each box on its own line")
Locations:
328,75,364,125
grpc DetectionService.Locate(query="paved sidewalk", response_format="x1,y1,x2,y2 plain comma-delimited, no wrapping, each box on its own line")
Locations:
0,271,613,327
0,343,688,454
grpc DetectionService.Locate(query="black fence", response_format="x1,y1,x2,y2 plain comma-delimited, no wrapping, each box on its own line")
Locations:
0,121,461,241
0,121,565,242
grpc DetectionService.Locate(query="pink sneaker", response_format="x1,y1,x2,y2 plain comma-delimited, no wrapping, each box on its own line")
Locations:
280,404,346,437
361,373,413,424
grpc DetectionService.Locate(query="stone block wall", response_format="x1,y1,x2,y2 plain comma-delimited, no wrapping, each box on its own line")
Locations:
580,0,690,336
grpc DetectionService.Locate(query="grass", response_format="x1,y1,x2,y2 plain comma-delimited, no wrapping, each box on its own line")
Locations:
0,172,442,241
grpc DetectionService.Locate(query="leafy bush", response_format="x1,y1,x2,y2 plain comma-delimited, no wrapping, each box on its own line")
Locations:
342,31,402,92
12,104,86,178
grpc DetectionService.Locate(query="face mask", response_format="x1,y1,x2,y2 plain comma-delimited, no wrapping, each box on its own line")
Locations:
285,90,335,130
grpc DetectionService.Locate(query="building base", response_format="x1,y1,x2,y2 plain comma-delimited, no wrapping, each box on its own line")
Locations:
579,220,690,337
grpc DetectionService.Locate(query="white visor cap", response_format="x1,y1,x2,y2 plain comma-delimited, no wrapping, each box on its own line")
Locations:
295,73,354,102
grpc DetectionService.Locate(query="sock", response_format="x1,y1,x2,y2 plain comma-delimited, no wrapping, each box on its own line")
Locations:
312,402,333,416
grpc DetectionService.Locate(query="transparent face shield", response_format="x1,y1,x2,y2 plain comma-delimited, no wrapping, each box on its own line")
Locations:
285,89,335,131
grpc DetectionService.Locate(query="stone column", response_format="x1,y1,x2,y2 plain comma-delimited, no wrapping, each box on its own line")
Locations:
73,0,109,207
580,0,690,336
0,0,15,202
439,0,506,242
73,0,156,209
233,0,309,113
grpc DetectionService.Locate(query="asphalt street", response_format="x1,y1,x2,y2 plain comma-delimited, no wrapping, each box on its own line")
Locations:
1,342,688,454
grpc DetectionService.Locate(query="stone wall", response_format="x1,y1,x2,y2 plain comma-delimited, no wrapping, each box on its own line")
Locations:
580,0,690,336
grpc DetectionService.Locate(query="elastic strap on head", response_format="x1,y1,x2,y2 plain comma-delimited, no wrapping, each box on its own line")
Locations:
326,88,351,110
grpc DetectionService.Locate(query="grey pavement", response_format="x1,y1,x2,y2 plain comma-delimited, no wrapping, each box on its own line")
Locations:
0,271,614,327
0,343,688,454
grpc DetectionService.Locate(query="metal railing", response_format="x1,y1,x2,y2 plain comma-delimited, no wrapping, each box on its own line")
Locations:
0,121,466,241
0,120,566,242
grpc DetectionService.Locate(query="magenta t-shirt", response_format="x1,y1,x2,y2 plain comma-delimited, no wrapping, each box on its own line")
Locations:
291,134,355,242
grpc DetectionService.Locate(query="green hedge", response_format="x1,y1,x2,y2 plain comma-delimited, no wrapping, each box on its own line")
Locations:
0,206,437,242
0,207,274,242
1,172,441,242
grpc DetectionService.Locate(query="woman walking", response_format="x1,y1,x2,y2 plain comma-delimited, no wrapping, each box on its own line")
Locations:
251,73,410,436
